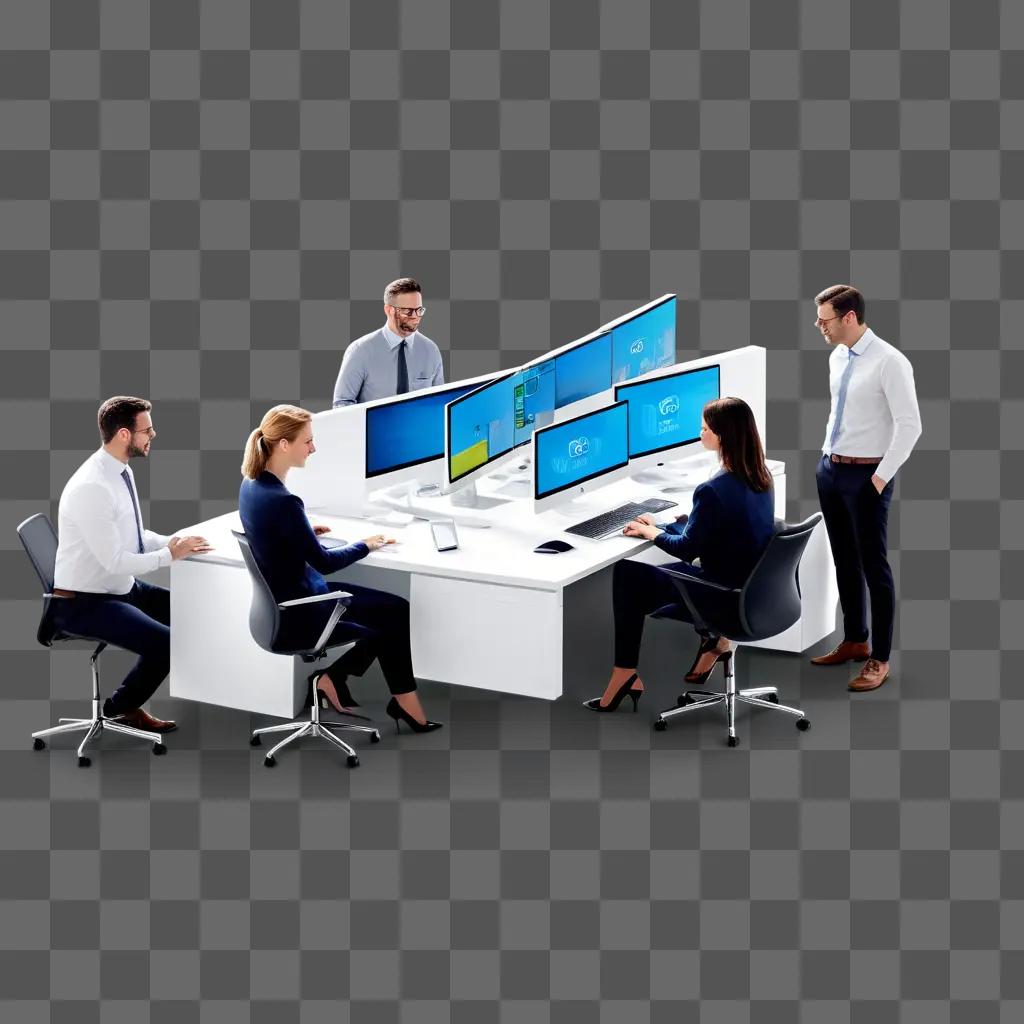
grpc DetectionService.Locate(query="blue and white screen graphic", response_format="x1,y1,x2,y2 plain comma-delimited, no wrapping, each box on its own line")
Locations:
611,299,676,382
618,365,720,459
535,402,629,499
365,381,492,476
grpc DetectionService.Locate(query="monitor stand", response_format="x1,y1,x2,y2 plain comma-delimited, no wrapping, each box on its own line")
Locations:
449,481,509,511
631,456,717,493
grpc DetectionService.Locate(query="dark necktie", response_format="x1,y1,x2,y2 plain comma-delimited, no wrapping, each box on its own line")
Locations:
396,340,409,395
120,468,145,553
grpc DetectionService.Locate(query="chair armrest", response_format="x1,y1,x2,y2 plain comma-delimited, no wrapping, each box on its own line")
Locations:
657,566,739,635
658,565,736,594
278,591,352,609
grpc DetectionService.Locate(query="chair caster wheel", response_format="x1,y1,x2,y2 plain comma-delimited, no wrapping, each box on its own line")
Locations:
250,735,262,747
264,755,276,767
32,738,45,751
766,694,780,704
153,743,166,756
796,718,810,731
676,694,692,707
370,732,380,743
653,720,667,732
346,755,359,768
78,756,91,768
727,736,739,748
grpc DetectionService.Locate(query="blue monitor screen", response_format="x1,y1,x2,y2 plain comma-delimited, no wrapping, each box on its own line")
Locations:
551,332,612,407
535,402,629,500
611,298,676,383
447,372,520,482
614,362,720,454
365,379,498,477
614,364,721,459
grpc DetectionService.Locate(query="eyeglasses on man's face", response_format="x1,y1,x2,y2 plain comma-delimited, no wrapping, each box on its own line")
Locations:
390,305,426,317
132,426,156,439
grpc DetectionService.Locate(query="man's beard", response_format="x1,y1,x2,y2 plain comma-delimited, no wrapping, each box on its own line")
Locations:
127,442,149,458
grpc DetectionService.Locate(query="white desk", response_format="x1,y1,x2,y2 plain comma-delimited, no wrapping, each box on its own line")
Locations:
169,461,838,718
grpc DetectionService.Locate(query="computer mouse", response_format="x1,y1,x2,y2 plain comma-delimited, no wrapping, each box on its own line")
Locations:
533,539,575,554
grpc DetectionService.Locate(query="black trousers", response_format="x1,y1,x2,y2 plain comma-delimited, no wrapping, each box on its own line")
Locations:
317,582,417,696
815,455,896,662
52,580,170,714
612,559,696,668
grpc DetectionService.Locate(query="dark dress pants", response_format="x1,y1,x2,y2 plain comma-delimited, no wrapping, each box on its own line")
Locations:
612,559,697,668
815,455,896,662
53,579,171,714
310,582,417,696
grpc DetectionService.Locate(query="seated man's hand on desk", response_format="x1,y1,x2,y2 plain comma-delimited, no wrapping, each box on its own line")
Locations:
169,535,214,559
312,523,332,536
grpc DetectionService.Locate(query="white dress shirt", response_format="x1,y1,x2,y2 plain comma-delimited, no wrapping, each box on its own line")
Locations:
332,325,445,406
822,327,923,483
54,448,172,595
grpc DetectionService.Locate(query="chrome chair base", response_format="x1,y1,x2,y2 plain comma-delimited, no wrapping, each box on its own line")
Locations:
251,676,381,769
653,649,810,747
31,645,166,767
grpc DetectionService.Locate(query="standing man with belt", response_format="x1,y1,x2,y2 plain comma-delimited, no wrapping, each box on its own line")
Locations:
811,285,922,692
53,397,212,731
332,277,445,407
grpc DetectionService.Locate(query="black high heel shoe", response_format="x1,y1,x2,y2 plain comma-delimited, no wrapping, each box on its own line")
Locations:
385,697,443,734
583,672,643,713
684,635,729,686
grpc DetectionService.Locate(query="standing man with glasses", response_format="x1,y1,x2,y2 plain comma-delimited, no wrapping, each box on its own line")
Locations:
810,285,922,692
52,397,213,731
332,277,445,407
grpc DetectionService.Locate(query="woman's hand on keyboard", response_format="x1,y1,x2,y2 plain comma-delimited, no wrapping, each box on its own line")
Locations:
623,519,661,541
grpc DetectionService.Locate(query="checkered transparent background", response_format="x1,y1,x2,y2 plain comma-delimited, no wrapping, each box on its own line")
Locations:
0,1,1020,1020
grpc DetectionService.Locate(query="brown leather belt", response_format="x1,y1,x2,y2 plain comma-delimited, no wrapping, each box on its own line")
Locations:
52,588,76,598
830,454,881,465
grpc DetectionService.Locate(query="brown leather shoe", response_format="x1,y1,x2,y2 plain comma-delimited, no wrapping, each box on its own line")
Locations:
810,640,870,666
111,707,177,733
849,659,890,692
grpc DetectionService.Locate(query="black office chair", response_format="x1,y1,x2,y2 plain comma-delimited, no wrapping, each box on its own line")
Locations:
652,514,820,747
232,530,380,768
17,513,168,767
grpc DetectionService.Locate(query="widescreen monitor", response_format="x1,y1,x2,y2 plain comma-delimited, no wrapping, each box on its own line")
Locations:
365,376,500,481
614,364,721,470
611,296,676,383
532,401,630,513
444,371,524,489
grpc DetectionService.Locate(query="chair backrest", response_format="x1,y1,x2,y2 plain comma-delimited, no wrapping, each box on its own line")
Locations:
737,513,821,641
232,530,282,653
17,513,58,594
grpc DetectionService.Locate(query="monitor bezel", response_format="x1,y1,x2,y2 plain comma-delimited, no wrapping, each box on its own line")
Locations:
613,363,721,461
532,400,630,502
363,374,502,479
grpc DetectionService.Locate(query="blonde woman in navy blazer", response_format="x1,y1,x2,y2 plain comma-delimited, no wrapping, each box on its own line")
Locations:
239,405,441,733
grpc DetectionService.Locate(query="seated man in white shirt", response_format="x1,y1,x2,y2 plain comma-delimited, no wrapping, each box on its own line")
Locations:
332,277,445,406
52,397,212,732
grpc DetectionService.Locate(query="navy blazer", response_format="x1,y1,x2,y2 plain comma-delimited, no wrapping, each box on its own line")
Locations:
238,471,369,606
652,469,775,588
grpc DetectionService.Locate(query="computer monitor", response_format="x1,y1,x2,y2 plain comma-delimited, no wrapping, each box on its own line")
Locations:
614,364,721,472
363,374,500,492
610,295,677,383
520,330,614,413
532,401,630,514
443,370,528,496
